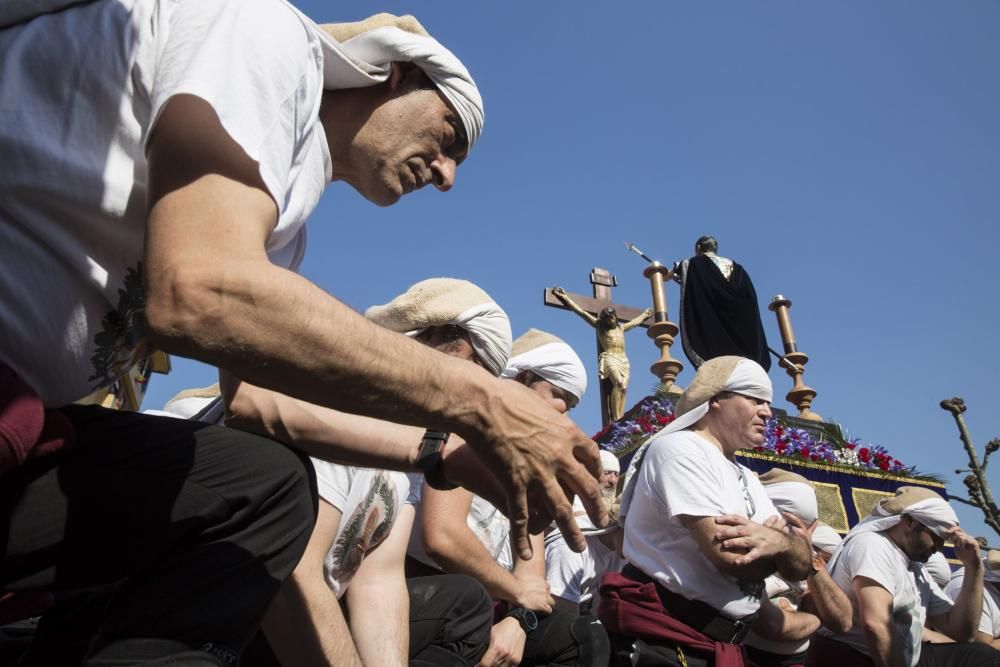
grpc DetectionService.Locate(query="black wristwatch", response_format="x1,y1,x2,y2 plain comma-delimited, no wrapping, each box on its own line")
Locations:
504,606,539,633
415,429,459,491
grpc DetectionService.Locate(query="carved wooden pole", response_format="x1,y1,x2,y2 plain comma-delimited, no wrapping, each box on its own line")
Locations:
642,261,683,391
768,295,822,421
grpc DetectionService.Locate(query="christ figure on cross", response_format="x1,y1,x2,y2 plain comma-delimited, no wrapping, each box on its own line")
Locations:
552,287,653,422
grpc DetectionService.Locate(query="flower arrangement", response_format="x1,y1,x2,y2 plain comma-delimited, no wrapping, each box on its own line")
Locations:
756,420,908,473
592,392,925,479
592,394,675,456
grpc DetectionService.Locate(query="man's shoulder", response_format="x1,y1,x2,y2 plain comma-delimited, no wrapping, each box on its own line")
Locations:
841,531,903,570
647,430,716,461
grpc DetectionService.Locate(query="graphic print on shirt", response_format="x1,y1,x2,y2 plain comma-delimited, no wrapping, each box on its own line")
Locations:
330,472,398,583
89,262,151,387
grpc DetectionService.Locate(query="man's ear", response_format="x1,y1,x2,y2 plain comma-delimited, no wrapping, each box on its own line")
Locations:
387,61,422,91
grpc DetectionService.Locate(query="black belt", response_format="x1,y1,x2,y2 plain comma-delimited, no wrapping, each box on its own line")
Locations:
622,564,758,644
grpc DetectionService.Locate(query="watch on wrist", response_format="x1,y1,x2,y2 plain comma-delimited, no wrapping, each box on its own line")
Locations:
504,606,539,633
416,429,459,491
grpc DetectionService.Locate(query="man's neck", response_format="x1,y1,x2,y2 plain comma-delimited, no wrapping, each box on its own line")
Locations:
687,423,735,460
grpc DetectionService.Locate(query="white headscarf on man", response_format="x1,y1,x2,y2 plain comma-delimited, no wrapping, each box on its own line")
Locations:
365,277,511,376
499,328,587,402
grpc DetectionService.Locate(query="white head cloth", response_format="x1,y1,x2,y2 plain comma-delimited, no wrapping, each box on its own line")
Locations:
289,11,484,151
811,523,843,556
759,469,818,526
600,449,621,474
499,329,587,402
983,550,1000,583
925,552,952,588
365,277,511,376
619,356,773,520
827,487,959,572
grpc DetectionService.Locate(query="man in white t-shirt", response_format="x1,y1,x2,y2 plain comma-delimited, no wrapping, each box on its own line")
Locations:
945,550,1000,650
0,4,607,665
808,487,999,667
605,356,812,667
413,330,611,667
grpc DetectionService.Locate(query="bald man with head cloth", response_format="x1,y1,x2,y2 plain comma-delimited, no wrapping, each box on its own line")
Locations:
603,356,812,667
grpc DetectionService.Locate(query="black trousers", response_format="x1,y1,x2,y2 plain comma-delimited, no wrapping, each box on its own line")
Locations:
916,641,1000,667
0,405,317,665
523,611,611,667
409,574,493,666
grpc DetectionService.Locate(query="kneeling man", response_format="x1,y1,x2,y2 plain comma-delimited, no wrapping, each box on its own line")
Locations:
808,487,1000,667
604,356,811,666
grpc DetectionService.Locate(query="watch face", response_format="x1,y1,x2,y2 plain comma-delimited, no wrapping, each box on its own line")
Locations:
522,609,538,632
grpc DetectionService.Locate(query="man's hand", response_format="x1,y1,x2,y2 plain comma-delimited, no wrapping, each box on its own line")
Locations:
477,618,526,667
551,286,567,301
439,441,506,509
715,514,790,566
514,575,553,614
949,527,982,569
462,380,607,560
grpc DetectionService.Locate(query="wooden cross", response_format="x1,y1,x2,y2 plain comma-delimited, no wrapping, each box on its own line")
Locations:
544,267,651,426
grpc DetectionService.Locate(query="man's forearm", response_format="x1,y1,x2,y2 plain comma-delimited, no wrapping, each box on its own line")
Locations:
803,570,853,633
945,560,985,641
774,534,812,581
347,578,409,667
225,379,423,469
146,260,497,439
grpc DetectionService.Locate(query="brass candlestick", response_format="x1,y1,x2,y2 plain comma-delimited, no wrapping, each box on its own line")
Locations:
768,295,821,421
643,262,684,391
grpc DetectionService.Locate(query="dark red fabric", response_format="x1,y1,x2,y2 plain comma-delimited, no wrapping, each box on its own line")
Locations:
0,363,75,476
598,570,747,667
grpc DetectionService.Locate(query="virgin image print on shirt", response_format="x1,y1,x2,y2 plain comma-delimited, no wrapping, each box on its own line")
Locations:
88,262,152,388
330,472,399,583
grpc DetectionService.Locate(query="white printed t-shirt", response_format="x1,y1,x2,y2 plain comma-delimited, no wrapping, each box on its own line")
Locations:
946,568,1000,639
313,460,410,598
544,530,624,614
822,531,953,666
622,430,779,619
0,0,328,406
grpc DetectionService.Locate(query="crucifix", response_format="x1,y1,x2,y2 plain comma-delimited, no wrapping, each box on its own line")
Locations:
545,268,653,426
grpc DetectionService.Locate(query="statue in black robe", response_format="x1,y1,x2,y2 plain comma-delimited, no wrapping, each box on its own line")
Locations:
673,236,770,371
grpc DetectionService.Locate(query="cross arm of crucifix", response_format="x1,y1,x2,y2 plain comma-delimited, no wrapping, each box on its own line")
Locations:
550,286,598,327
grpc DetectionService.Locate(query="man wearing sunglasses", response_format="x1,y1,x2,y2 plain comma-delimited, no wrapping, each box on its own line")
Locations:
808,487,1000,667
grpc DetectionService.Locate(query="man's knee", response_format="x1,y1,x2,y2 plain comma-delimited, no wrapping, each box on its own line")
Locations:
570,616,611,667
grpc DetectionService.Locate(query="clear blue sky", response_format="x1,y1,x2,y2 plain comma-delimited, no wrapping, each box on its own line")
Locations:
144,1,1000,540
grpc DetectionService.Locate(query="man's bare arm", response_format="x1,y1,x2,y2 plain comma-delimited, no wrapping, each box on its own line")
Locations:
421,484,552,612
345,505,414,667
680,514,776,580
752,596,821,641
143,95,606,559
799,560,853,633
928,528,984,642
853,576,907,667
263,501,362,667
714,514,811,581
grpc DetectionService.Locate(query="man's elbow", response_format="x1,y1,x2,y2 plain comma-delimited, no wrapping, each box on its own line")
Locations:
144,264,228,354
825,611,853,635
422,526,455,564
